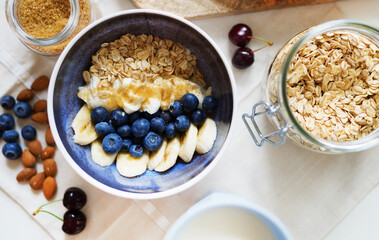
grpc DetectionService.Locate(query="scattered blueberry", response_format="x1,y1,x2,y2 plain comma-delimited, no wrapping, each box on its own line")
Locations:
21,125,37,140
1,95,16,110
129,144,144,158
175,115,190,132
14,102,32,119
2,143,22,160
117,125,131,138
150,117,165,134
91,106,108,124
191,109,206,126
110,109,128,128
131,118,150,138
2,130,19,143
95,122,115,136
169,101,183,118
160,111,172,124
164,122,177,139
0,113,15,131
181,93,199,112
202,96,218,112
143,132,163,151
102,133,122,154
128,112,140,125
120,139,133,152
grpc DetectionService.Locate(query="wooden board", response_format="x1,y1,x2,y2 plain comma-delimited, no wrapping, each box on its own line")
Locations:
131,0,341,19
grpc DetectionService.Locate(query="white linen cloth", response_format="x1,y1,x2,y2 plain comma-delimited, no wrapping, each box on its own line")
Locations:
1,0,379,239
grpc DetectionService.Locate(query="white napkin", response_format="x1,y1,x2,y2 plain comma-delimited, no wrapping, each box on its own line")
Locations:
1,1,379,240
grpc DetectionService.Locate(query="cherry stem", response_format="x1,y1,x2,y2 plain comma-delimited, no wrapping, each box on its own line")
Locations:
35,198,63,211
251,44,269,53
247,36,274,46
33,209,63,222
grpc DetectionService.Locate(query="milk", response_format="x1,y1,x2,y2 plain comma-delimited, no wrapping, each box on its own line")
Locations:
176,207,276,240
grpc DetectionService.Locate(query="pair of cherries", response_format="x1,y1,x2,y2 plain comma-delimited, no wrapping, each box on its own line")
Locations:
228,23,273,69
34,187,87,235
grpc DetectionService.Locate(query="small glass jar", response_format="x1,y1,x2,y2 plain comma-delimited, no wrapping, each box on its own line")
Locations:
5,0,94,55
243,20,379,153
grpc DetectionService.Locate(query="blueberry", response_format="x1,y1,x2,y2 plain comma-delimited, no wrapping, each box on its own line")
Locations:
160,111,172,124
95,122,115,136
110,109,128,128
181,93,199,112
191,109,206,127
143,132,163,151
14,102,32,118
164,122,177,139
202,96,218,112
91,106,108,124
141,111,157,121
102,133,122,154
129,144,144,158
128,112,140,125
120,139,133,152
2,130,19,143
21,125,37,140
1,95,16,110
169,101,183,118
131,118,150,138
0,113,15,131
2,143,22,160
191,109,206,126
175,115,190,132
150,117,165,134
117,125,131,138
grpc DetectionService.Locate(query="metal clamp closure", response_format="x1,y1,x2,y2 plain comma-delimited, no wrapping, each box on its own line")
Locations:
242,101,288,147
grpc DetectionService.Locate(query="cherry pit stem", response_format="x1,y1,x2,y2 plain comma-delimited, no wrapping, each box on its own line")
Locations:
33,198,63,222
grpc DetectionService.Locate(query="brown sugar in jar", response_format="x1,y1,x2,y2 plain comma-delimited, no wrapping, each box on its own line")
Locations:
5,0,94,55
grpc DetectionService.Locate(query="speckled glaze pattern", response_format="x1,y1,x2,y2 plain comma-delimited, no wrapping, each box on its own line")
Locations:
52,12,234,194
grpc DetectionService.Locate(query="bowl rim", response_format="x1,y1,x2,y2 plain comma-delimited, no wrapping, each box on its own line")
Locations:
47,9,237,199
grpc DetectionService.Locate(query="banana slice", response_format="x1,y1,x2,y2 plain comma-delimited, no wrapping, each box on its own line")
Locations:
196,118,217,154
179,123,198,162
154,137,180,172
91,140,117,166
72,105,98,145
148,138,168,170
116,152,149,177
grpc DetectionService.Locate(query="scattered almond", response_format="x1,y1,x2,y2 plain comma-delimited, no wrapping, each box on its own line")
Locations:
45,127,55,146
17,89,34,101
21,149,36,167
29,172,45,190
16,168,37,182
28,140,42,156
33,100,47,112
41,146,55,160
31,75,50,91
42,176,56,200
31,112,49,124
43,158,57,177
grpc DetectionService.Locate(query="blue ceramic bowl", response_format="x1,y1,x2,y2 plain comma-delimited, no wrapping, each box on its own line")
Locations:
48,9,236,199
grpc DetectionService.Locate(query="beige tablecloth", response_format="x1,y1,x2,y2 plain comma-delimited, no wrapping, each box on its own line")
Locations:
1,0,379,239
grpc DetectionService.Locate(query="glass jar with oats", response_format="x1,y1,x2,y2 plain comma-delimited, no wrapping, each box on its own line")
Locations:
5,0,94,55
243,20,379,153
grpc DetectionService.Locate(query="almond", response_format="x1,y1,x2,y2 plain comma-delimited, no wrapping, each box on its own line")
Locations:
30,172,45,190
17,89,34,101
45,127,55,146
21,149,36,167
16,168,37,182
28,140,42,156
31,75,50,91
42,176,56,200
33,100,47,112
42,146,55,160
31,112,49,124
43,158,57,177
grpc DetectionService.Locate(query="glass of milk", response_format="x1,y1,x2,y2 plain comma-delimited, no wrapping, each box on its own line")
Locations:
165,193,292,240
